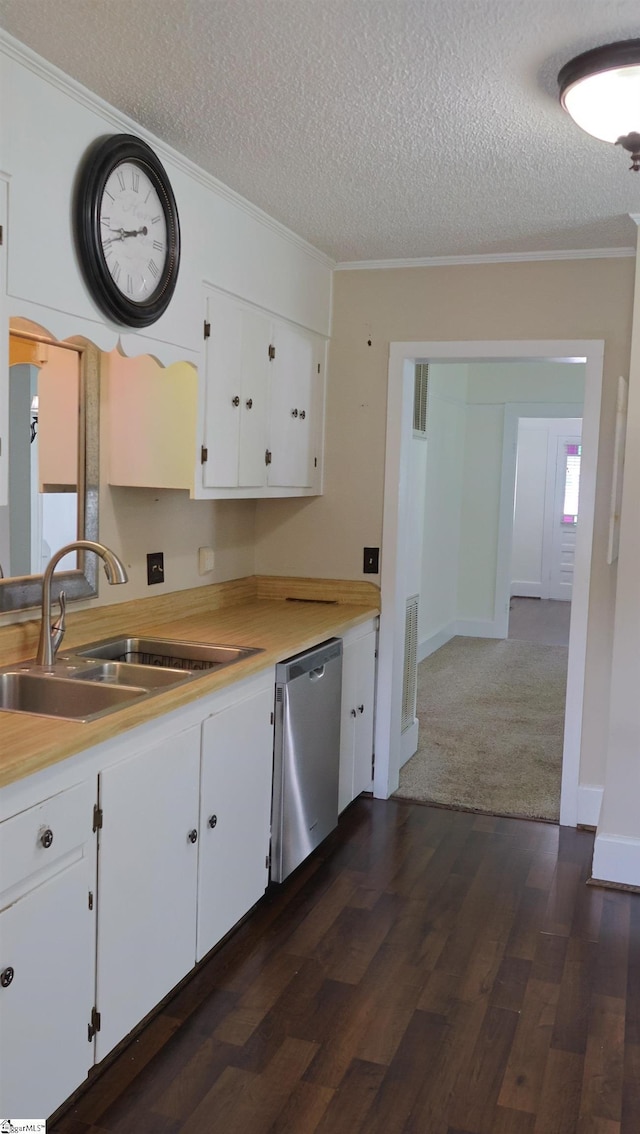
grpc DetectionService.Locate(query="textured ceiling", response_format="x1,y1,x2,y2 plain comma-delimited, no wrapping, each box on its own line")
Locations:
1,0,640,262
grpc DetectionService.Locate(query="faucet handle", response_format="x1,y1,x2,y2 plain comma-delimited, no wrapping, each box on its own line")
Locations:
50,590,67,657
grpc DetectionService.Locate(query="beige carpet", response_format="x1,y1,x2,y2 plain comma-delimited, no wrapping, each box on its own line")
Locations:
394,636,568,821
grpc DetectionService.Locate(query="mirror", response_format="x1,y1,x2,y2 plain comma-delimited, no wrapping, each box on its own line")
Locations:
0,322,99,612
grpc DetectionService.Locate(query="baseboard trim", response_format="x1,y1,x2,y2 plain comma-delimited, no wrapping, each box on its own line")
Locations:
577,784,603,827
418,623,456,661
591,833,640,887
510,582,542,599
400,719,419,767
454,618,503,639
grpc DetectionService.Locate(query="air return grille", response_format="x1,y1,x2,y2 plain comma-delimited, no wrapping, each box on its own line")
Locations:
413,363,429,435
402,595,419,733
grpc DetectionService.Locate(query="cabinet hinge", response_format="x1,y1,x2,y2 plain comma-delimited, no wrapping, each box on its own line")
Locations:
270,711,274,725
371,753,375,777
317,363,320,374
0,225,3,246
204,319,211,339
265,449,272,466
314,457,317,468
268,344,276,361
265,852,271,870
201,445,208,464
92,804,103,832
88,1006,101,1041
88,891,94,911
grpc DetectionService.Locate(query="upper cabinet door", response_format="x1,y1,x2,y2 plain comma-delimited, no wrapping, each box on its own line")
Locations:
237,308,270,488
203,290,244,488
0,178,7,509
268,322,315,489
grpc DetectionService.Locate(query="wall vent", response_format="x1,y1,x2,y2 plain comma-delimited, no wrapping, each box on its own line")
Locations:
401,595,419,733
413,363,429,435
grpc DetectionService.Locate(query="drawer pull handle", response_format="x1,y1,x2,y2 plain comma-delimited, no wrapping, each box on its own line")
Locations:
1,966,14,988
188,829,198,844
40,828,54,849
351,708,357,718
358,705,365,714
208,814,218,829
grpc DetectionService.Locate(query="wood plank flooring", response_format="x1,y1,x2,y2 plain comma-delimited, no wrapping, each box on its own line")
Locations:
51,799,640,1134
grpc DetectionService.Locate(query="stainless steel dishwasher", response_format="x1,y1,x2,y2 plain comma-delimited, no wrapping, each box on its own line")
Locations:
271,637,343,882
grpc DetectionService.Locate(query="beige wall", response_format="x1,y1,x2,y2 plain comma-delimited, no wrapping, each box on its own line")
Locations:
255,257,635,786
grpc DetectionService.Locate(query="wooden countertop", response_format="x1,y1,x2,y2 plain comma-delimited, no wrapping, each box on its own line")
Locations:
0,576,379,789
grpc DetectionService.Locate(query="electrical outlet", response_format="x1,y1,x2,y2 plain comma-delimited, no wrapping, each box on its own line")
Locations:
363,547,380,574
147,551,164,585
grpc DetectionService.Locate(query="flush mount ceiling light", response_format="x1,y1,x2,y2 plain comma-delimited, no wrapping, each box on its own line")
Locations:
558,39,640,170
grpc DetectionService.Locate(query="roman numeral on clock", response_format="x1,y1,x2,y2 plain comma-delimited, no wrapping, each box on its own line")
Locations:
117,169,126,191
148,259,159,278
152,240,163,251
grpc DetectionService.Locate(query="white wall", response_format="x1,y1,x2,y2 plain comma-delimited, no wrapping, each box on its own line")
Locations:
419,363,467,655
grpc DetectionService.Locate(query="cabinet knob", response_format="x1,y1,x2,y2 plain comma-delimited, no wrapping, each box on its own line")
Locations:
188,829,198,844
351,708,357,718
245,398,253,410
291,408,298,418
0,966,14,988
208,814,218,829
358,704,365,714
300,410,306,420
232,395,240,407
40,827,54,849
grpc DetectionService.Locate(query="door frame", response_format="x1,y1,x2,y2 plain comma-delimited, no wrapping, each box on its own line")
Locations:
497,403,584,632
375,339,604,828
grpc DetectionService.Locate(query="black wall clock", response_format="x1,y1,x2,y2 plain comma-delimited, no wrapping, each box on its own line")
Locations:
75,134,181,329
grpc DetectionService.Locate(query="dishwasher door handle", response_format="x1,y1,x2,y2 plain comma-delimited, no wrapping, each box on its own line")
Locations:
309,665,326,680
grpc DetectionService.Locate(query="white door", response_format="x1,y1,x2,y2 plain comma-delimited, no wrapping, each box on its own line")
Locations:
197,687,273,961
237,309,270,487
203,290,243,488
545,431,582,601
95,725,200,1060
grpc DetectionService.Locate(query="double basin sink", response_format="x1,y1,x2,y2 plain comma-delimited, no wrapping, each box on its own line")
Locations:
0,637,263,722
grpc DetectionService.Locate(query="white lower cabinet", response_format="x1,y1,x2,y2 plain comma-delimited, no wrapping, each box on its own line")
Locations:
0,780,96,1118
95,724,201,1061
197,686,274,960
339,626,377,813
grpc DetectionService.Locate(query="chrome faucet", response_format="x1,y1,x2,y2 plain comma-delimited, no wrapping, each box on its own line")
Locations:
36,540,128,666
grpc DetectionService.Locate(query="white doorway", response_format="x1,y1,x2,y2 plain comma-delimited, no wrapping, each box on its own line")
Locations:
375,339,604,828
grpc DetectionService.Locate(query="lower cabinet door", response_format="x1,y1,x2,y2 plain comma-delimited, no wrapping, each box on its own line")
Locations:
0,858,95,1118
95,724,200,1061
197,686,274,961
353,631,377,797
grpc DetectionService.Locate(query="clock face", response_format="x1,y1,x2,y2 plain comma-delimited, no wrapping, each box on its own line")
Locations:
75,134,181,328
99,161,169,303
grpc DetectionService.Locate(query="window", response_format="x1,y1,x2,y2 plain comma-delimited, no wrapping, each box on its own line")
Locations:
562,442,581,525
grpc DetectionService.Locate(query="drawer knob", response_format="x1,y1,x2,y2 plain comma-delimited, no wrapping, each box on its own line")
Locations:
188,829,198,844
358,705,365,714
300,410,306,420
40,827,54,849
291,408,298,418
1,966,14,988
246,398,253,410
208,814,218,829
232,395,240,407
351,708,357,718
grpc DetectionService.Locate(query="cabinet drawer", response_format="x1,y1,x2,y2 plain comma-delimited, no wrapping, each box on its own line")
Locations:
0,779,94,897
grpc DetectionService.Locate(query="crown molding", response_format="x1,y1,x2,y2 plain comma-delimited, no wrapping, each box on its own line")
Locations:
0,29,335,272
335,247,636,271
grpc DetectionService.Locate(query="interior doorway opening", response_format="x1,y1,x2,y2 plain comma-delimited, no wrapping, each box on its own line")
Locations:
375,339,603,828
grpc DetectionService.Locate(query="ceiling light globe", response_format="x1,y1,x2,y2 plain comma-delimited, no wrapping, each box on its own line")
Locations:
559,40,640,165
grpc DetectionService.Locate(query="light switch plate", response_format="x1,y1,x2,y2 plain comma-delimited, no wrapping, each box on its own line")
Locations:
198,546,215,574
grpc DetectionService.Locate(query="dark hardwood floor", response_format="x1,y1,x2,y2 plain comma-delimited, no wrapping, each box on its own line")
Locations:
51,799,640,1133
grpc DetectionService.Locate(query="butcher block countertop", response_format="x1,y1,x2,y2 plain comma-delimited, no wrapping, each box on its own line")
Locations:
0,576,379,789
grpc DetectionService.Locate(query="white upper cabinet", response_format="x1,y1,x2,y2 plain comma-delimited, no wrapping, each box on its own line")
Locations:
199,286,325,498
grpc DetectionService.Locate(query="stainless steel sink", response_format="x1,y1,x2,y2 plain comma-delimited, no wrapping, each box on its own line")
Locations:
72,661,193,689
71,636,262,672
0,637,263,722
0,671,147,722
